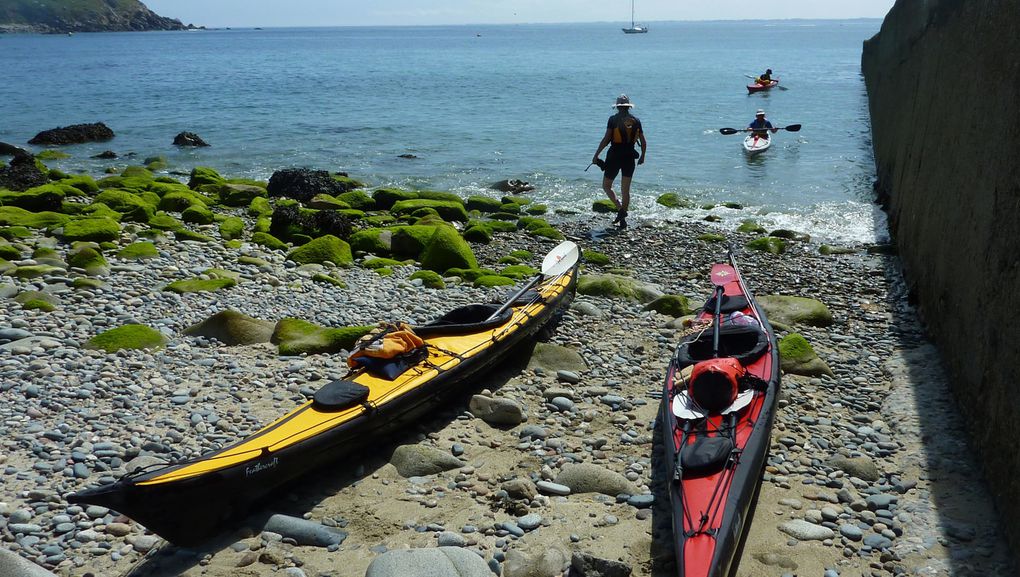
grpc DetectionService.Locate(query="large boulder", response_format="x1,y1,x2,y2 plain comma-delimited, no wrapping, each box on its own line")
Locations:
61,217,120,243
577,274,663,304
184,310,276,346
173,131,210,147
0,153,48,191
778,333,833,377
468,394,525,426
391,199,469,223
757,295,834,327
0,142,30,157
554,463,637,496
366,547,492,577
85,325,167,353
29,122,114,145
270,318,372,356
94,189,155,222
419,225,477,272
267,168,346,203
389,444,464,478
527,342,588,373
286,234,353,266
0,184,65,212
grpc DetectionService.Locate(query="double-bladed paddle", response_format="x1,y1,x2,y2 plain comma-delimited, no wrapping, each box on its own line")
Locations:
719,124,801,135
744,73,789,90
484,240,579,322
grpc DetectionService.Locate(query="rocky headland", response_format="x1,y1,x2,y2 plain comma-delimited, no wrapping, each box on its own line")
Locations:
0,0,191,34
0,141,1015,576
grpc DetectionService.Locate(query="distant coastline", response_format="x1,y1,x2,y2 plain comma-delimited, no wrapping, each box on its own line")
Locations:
0,0,199,34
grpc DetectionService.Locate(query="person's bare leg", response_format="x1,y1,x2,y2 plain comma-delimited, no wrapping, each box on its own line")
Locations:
602,177,620,209
619,176,632,213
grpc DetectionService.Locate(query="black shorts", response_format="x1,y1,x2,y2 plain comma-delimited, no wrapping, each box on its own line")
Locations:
604,147,637,180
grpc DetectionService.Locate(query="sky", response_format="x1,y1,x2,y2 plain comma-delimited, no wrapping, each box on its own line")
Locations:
145,0,898,28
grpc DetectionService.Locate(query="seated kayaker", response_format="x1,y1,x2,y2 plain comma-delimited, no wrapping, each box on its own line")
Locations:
747,109,777,138
756,69,773,85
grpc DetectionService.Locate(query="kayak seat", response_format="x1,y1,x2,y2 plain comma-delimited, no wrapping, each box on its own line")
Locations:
674,324,769,367
702,294,749,314
313,379,370,411
680,435,734,477
415,304,514,337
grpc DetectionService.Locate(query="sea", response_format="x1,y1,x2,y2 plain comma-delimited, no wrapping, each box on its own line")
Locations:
1,20,888,244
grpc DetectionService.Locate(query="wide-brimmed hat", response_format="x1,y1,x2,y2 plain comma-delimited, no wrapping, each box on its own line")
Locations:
614,94,634,108
755,109,766,116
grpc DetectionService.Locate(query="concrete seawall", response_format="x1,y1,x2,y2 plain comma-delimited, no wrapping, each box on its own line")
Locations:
862,0,1020,563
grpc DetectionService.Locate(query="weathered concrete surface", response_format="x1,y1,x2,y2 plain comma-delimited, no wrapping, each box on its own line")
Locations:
862,0,1020,563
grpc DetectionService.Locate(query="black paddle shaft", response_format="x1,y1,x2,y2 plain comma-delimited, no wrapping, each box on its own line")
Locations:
711,285,724,357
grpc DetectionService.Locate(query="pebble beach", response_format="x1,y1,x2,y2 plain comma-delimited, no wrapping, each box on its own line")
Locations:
0,171,1015,577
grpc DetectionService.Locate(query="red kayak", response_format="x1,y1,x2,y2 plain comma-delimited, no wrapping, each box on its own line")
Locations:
661,255,780,577
746,80,779,93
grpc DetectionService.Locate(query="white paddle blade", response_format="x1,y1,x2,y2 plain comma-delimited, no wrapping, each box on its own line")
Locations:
541,241,579,277
671,392,706,421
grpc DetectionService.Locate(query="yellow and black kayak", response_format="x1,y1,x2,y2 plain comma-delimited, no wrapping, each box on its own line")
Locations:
69,242,580,546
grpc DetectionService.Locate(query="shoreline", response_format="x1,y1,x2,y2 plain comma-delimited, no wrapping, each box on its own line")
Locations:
0,161,1012,576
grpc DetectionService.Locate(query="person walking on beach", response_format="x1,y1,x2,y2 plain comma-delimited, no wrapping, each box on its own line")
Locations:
592,94,646,229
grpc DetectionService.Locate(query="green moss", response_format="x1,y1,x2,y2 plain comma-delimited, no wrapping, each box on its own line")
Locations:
582,250,611,266
465,196,503,213
373,266,394,276
656,193,694,209
0,226,32,240
96,175,152,191
497,255,521,265
21,299,56,311
509,250,533,260
332,174,364,192
188,166,225,189
371,187,418,210
501,195,531,206
462,224,493,244
697,233,727,243
444,267,497,282
79,203,122,221
181,203,215,225
203,268,241,282
346,228,386,255
736,219,767,234
119,166,153,180
410,207,440,219
66,245,109,275
72,277,104,289
174,229,215,243
94,189,155,222
364,214,397,227
756,295,834,328
499,265,539,280
333,190,374,210
62,217,120,242
218,184,267,207
86,324,167,352
56,175,99,195
391,225,438,258
159,190,209,212
218,216,245,240
0,184,66,212
745,237,787,254
0,242,21,260
254,217,271,233
769,229,811,242
144,156,168,171
163,277,236,293
248,196,273,217
391,199,468,223
148,212,183,231
700,203,717,211
117,241,158,260
528,226,565,240
312,273,347,287
818,245,856,256
271,318,373,356
592,199,618,214
474,275,515,287
576,274,650,301
306,193,349,210
703,215,721,223
722,201,743,209
238,255,270,267
224,240,242,249
5,264,62,279
252,231,288,251
287,235,353,265
778,333,813,361
148,181,191,196
420,225,477,272
643,295,692,317
362,257,408,269
408,270,445,289
489,212,520,221
525,204,548,215
36,149,70,160
497,203,521,215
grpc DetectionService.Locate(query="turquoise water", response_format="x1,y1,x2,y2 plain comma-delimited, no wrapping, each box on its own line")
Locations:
1,20,886,242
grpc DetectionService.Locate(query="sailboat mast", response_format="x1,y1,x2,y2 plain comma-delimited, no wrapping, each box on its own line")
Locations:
632,0,636,26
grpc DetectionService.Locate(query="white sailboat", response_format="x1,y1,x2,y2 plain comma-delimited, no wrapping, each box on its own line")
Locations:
622,0,648,33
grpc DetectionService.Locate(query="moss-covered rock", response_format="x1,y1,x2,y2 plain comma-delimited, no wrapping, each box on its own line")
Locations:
496,202,521,215
349,228,390,255
144,156,168,171
362,257,408,269
364,214,397,227
745,237,787,254
420,225,477,272
312,273,347,287
757,295,834,328
188,166,225,190
117,241,158,260
183,310,276,346
252,232,288,251
36,149,70,160
769,229,811,242
0,184,66,212
474,275,515,287
0,242,21,261
58,175,100,195
287,235,353,266
465,195,503,213
62,217,120,242
181,203,215,225
643,294,692,317
306,193,350,210
159,190,210,212
528,225,565,240
173,229,215,243
120,166,153,180
0,206,69,229
525,204,548,216
94,189,155,222
96,175,153,191
444,267,497,282
21,298,56,311
148,212,183,231
582,250,611,266
656,192,695,209
391,199,468,223
737,219,767,234
66,245,109,275
271,318,373,356
818,245,857,256
163,277,236,293
462,224,493,244
336,190,375,210
778,333,834,377
721,201,743,210
248,196,273,218
0,226,32,240
78,203,122,221
592,199,618,214
218,216,245,240
499,265,539,280
409,270,445,289
372,187,418,210
577,274,662,304
391,225,438,259
85,324,166,352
